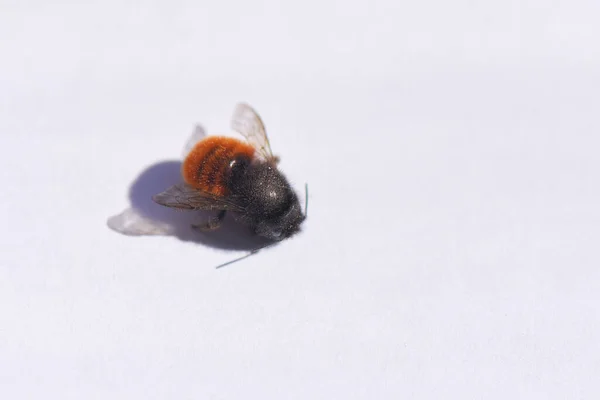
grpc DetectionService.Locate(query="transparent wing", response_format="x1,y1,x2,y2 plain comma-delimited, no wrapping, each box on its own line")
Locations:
181,124,207,159
152,183,245,212
231,103,276,161
107,207,175,236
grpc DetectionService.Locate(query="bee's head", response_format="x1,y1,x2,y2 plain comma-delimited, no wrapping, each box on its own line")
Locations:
255,199,305,240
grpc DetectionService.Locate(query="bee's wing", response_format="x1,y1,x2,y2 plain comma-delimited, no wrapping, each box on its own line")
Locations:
152,183,245,212
181,124,207,159
231,103,276,162
107,207,175,236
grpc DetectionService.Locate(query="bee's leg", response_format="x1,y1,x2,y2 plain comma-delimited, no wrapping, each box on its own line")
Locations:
192,210,226,232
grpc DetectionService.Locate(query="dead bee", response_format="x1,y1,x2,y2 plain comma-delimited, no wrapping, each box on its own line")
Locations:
153,103,306,243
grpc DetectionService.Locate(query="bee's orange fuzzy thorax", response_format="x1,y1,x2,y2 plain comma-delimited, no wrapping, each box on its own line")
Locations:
182,136,255,196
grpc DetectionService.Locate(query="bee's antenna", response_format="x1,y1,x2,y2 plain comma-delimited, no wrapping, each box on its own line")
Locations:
215,241,278,269
304,183,309,217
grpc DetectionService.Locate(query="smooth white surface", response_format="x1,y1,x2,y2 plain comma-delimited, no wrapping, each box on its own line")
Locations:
1,1,600,399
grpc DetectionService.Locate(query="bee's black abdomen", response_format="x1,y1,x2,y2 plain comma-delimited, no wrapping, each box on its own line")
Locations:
231,161,305,240
233,163,291,215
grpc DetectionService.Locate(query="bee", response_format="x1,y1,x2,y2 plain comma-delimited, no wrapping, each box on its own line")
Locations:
152,103,306,242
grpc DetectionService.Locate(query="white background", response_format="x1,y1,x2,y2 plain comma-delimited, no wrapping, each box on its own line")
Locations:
1,1,599,398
